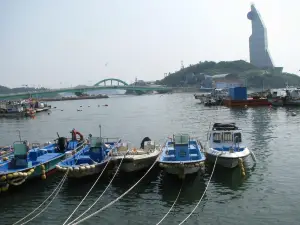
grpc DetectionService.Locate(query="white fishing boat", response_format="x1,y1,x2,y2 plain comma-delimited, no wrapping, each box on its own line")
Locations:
111,137,161,172
205,123,251,168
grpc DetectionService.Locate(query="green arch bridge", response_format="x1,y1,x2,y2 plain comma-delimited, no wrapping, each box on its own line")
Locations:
0,78,172,100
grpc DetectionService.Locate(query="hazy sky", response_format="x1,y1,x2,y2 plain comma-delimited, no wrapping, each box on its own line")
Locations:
0,0,299,88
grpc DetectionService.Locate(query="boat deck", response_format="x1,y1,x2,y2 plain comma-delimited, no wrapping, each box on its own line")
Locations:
159,141,205,163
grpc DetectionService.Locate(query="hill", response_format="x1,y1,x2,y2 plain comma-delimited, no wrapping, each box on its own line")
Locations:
158,60,300,89
0,85,49,94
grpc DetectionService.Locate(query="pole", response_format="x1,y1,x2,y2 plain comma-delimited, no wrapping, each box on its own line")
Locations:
99,125,102,139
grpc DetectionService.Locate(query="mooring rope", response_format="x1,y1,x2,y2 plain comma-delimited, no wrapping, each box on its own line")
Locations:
67,150,129,225
14,146,87,225
17,169,69,225
70,152,162,225
178,153,219,225
13,169,69,225
156,180,184,225
62,158,112,225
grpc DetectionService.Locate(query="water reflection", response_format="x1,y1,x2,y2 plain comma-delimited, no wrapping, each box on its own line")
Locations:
229,107,249,120
250,108,273,160
158,171,207,207
209,166,246,191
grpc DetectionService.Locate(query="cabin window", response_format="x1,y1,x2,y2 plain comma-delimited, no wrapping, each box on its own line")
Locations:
223,132,232,142
213,133,221,143
233,133,242,143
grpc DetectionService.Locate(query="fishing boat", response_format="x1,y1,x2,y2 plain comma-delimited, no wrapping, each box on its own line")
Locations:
0,129,86,192
205,123,251,168
158,134,206,179
0,101,36,118
111,137,161,172
55,134,120,179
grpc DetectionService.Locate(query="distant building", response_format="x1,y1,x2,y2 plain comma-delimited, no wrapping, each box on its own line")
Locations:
211,74,243,89
247,4,274,69
202,75,213,88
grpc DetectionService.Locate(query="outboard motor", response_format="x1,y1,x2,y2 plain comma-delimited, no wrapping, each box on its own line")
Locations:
140,137,151,149
57,137,67,153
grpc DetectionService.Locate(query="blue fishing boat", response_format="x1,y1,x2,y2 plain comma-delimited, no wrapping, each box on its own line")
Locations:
0,129,86,192
205,123,251,168
56,133,121,178
158,134,206,179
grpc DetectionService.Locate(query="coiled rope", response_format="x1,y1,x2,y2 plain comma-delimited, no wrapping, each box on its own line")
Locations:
178,153,219,225
70,152,162,225
67,150,129,225
156,180,184,225
62,158,112,225
14,169,69,225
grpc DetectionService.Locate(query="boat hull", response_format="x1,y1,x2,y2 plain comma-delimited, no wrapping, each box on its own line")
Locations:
113,149,161,172
165,166,200,176
205,148,251,168
65,160,114,178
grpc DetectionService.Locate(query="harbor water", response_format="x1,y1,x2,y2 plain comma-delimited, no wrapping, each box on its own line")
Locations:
0,93,300,225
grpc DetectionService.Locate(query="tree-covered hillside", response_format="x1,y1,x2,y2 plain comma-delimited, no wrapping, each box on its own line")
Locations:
158,60,300,89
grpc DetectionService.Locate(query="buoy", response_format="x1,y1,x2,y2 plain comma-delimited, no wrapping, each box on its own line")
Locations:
13,172,19,178
0,175,6,181
7,174,13,179
41,175,47,180
41,164,45,170
1,184,9,192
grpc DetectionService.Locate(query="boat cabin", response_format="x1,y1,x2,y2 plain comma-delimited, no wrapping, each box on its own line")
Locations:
209,123,243,150
9,142,31,169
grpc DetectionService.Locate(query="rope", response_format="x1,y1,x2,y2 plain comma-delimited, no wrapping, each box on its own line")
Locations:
155,180,184,225
18,169,69,225
62,158,112,225
70,152,162,225
14,146,86,225
178,153,219,225
13,170,69,225
67,150,129,225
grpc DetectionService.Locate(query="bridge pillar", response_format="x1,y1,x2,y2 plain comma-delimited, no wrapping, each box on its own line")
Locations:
111,80,112,86
104,81,106,86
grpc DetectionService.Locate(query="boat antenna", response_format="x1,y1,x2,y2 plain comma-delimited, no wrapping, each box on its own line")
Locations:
99,124,102,139
17,130,22,142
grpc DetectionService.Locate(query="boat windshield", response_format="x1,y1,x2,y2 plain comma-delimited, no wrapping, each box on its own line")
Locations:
233,133,242,143
213,133,222,143
174,134,189,145
223,132,232,142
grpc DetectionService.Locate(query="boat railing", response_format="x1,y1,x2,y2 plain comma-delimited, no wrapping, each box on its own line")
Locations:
101,137,121,143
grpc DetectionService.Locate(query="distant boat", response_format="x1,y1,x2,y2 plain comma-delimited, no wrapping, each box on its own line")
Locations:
158,134,206,179
205,123,251,168
0,129,86,193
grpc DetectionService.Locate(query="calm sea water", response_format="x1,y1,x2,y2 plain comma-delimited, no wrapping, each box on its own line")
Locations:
0,93,300,225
